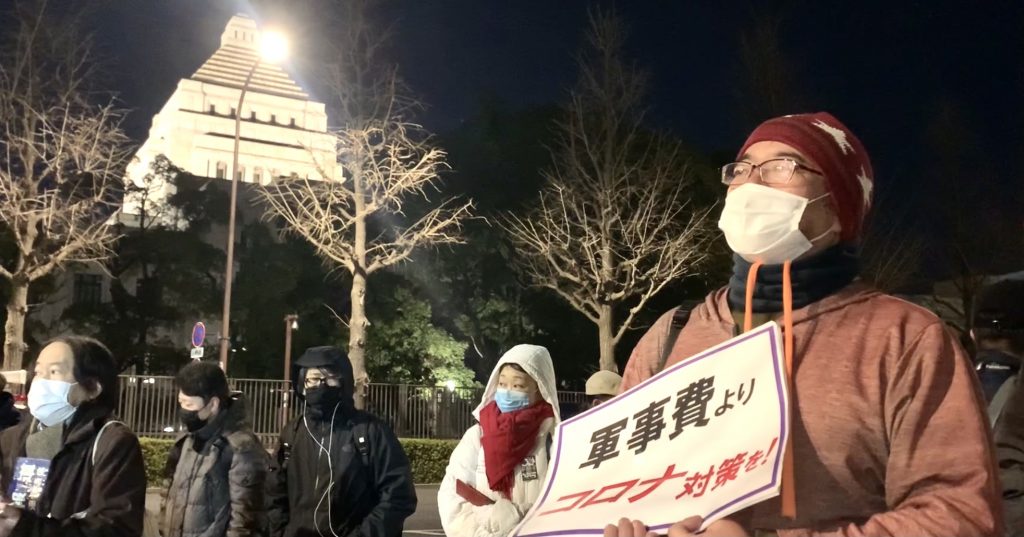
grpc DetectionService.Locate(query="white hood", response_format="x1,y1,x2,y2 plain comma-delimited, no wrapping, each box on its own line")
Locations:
472,344,560,422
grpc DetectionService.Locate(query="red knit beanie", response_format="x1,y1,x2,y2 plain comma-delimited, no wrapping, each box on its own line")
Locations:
737,112,874,242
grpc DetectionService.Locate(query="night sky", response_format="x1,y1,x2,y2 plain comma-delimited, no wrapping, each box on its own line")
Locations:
40,0,1024,258
83,2,1021,151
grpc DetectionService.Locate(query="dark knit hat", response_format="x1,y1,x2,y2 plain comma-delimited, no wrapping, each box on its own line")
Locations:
738,112,874,242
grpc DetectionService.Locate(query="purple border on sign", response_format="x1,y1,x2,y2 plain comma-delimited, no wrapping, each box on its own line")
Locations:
516,323,788,537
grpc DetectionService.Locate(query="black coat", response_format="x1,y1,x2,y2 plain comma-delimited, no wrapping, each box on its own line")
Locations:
266,412,417,537
163,393,268,537
266,346,416,537
0,403,147,537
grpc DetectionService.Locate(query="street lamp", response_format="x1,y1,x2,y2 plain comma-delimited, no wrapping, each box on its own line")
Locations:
281,313,299,428
283,313,299,382
219,29,289,371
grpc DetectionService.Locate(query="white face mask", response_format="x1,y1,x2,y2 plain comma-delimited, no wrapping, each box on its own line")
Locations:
717,183,837,264
28,378,78,427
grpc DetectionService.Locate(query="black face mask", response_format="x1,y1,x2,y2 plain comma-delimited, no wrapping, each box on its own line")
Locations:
305,386,345,413
178,407,208,433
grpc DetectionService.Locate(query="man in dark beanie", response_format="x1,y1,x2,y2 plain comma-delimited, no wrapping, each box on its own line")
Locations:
266,346,416,537
978,279,1024,536
608,113,1000,536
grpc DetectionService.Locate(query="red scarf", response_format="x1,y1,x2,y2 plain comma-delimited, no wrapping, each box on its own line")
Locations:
479,399,554,499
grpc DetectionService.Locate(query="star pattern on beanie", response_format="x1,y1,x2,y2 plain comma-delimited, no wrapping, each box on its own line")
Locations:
738,112,874,242
812,119,854,155
857,167,873,209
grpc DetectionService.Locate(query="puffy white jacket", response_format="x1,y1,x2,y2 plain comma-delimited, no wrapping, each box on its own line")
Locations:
438,344,561,537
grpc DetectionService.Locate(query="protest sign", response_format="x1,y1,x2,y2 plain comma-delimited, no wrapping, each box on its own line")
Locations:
513,321,789,536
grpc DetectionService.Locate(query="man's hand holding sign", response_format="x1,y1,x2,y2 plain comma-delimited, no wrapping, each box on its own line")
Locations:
511,322,790,537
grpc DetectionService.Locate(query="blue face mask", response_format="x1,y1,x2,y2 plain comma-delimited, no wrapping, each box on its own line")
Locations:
494,388,532,413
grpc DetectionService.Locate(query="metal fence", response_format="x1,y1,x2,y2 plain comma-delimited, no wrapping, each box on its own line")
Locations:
117,376,590,447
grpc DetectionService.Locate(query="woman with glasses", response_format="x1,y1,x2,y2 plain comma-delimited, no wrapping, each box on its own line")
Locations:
266,346,417,537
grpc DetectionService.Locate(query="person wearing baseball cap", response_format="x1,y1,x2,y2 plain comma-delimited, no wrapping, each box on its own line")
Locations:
585,370,622,408
977,279,1024,536
608,113,1000,536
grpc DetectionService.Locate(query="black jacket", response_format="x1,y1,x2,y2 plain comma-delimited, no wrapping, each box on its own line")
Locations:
163,393,268,537
266,347,417,537
0,403,147,537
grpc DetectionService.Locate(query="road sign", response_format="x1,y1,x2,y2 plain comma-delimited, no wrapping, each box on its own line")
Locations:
190,347,204,360
191,322,206,348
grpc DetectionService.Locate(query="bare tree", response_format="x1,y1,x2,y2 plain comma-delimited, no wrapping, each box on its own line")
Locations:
500,10,714,373
255,1,471,408
859,204,927,294
735,6,810,125
0,1,130,370
922,100,1024,345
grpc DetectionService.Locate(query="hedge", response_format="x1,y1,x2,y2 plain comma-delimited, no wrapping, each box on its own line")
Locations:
400,438,459,483
138,436,458,485
139,437,175,487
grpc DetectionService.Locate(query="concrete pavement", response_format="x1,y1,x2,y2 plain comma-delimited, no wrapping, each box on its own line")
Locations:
147,484,447,536
404,484,444,536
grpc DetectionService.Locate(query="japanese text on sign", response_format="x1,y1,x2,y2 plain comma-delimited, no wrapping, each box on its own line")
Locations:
512,322,789,537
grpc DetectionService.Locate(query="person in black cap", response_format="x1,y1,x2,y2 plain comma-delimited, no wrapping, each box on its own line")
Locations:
975,279,1024,416
978,279,1024,536
266,346,416,537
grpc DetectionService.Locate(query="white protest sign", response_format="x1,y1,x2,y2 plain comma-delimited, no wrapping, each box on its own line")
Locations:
513,321,789,537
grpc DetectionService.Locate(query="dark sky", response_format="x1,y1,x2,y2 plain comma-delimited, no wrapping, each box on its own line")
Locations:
47,0,1024,254
82,1,1023,153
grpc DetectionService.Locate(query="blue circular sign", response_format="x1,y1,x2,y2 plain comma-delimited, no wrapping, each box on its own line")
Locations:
191,322,206,348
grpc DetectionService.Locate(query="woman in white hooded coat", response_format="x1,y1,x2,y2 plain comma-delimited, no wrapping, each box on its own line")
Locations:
438,344,560,537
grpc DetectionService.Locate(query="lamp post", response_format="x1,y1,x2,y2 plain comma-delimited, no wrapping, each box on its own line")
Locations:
281,313,298,428
219,30,289,371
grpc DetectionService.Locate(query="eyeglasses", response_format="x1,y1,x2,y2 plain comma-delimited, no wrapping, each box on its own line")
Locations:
720,158,823,186
304,377,340,388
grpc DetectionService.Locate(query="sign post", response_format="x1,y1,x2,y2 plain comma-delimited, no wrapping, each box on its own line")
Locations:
512,322,790,536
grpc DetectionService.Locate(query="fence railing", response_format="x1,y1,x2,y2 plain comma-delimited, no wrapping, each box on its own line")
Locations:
117,376,590,447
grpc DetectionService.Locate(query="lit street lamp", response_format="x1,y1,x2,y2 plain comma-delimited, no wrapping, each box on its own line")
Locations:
281,313,299,428
219,29,289,371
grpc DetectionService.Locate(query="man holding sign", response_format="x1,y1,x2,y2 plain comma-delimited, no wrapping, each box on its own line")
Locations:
602,112,1001,536
512,322,791,537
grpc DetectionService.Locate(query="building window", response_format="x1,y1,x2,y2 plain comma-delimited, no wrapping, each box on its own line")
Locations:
250,110,256,120
216,162,227,179
230,107,237,118
253,167,263,183
270,114,277,124
236,166,245,181
209,104,216,114
290,117,296,127
136,277,160,305
73,274,102,306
